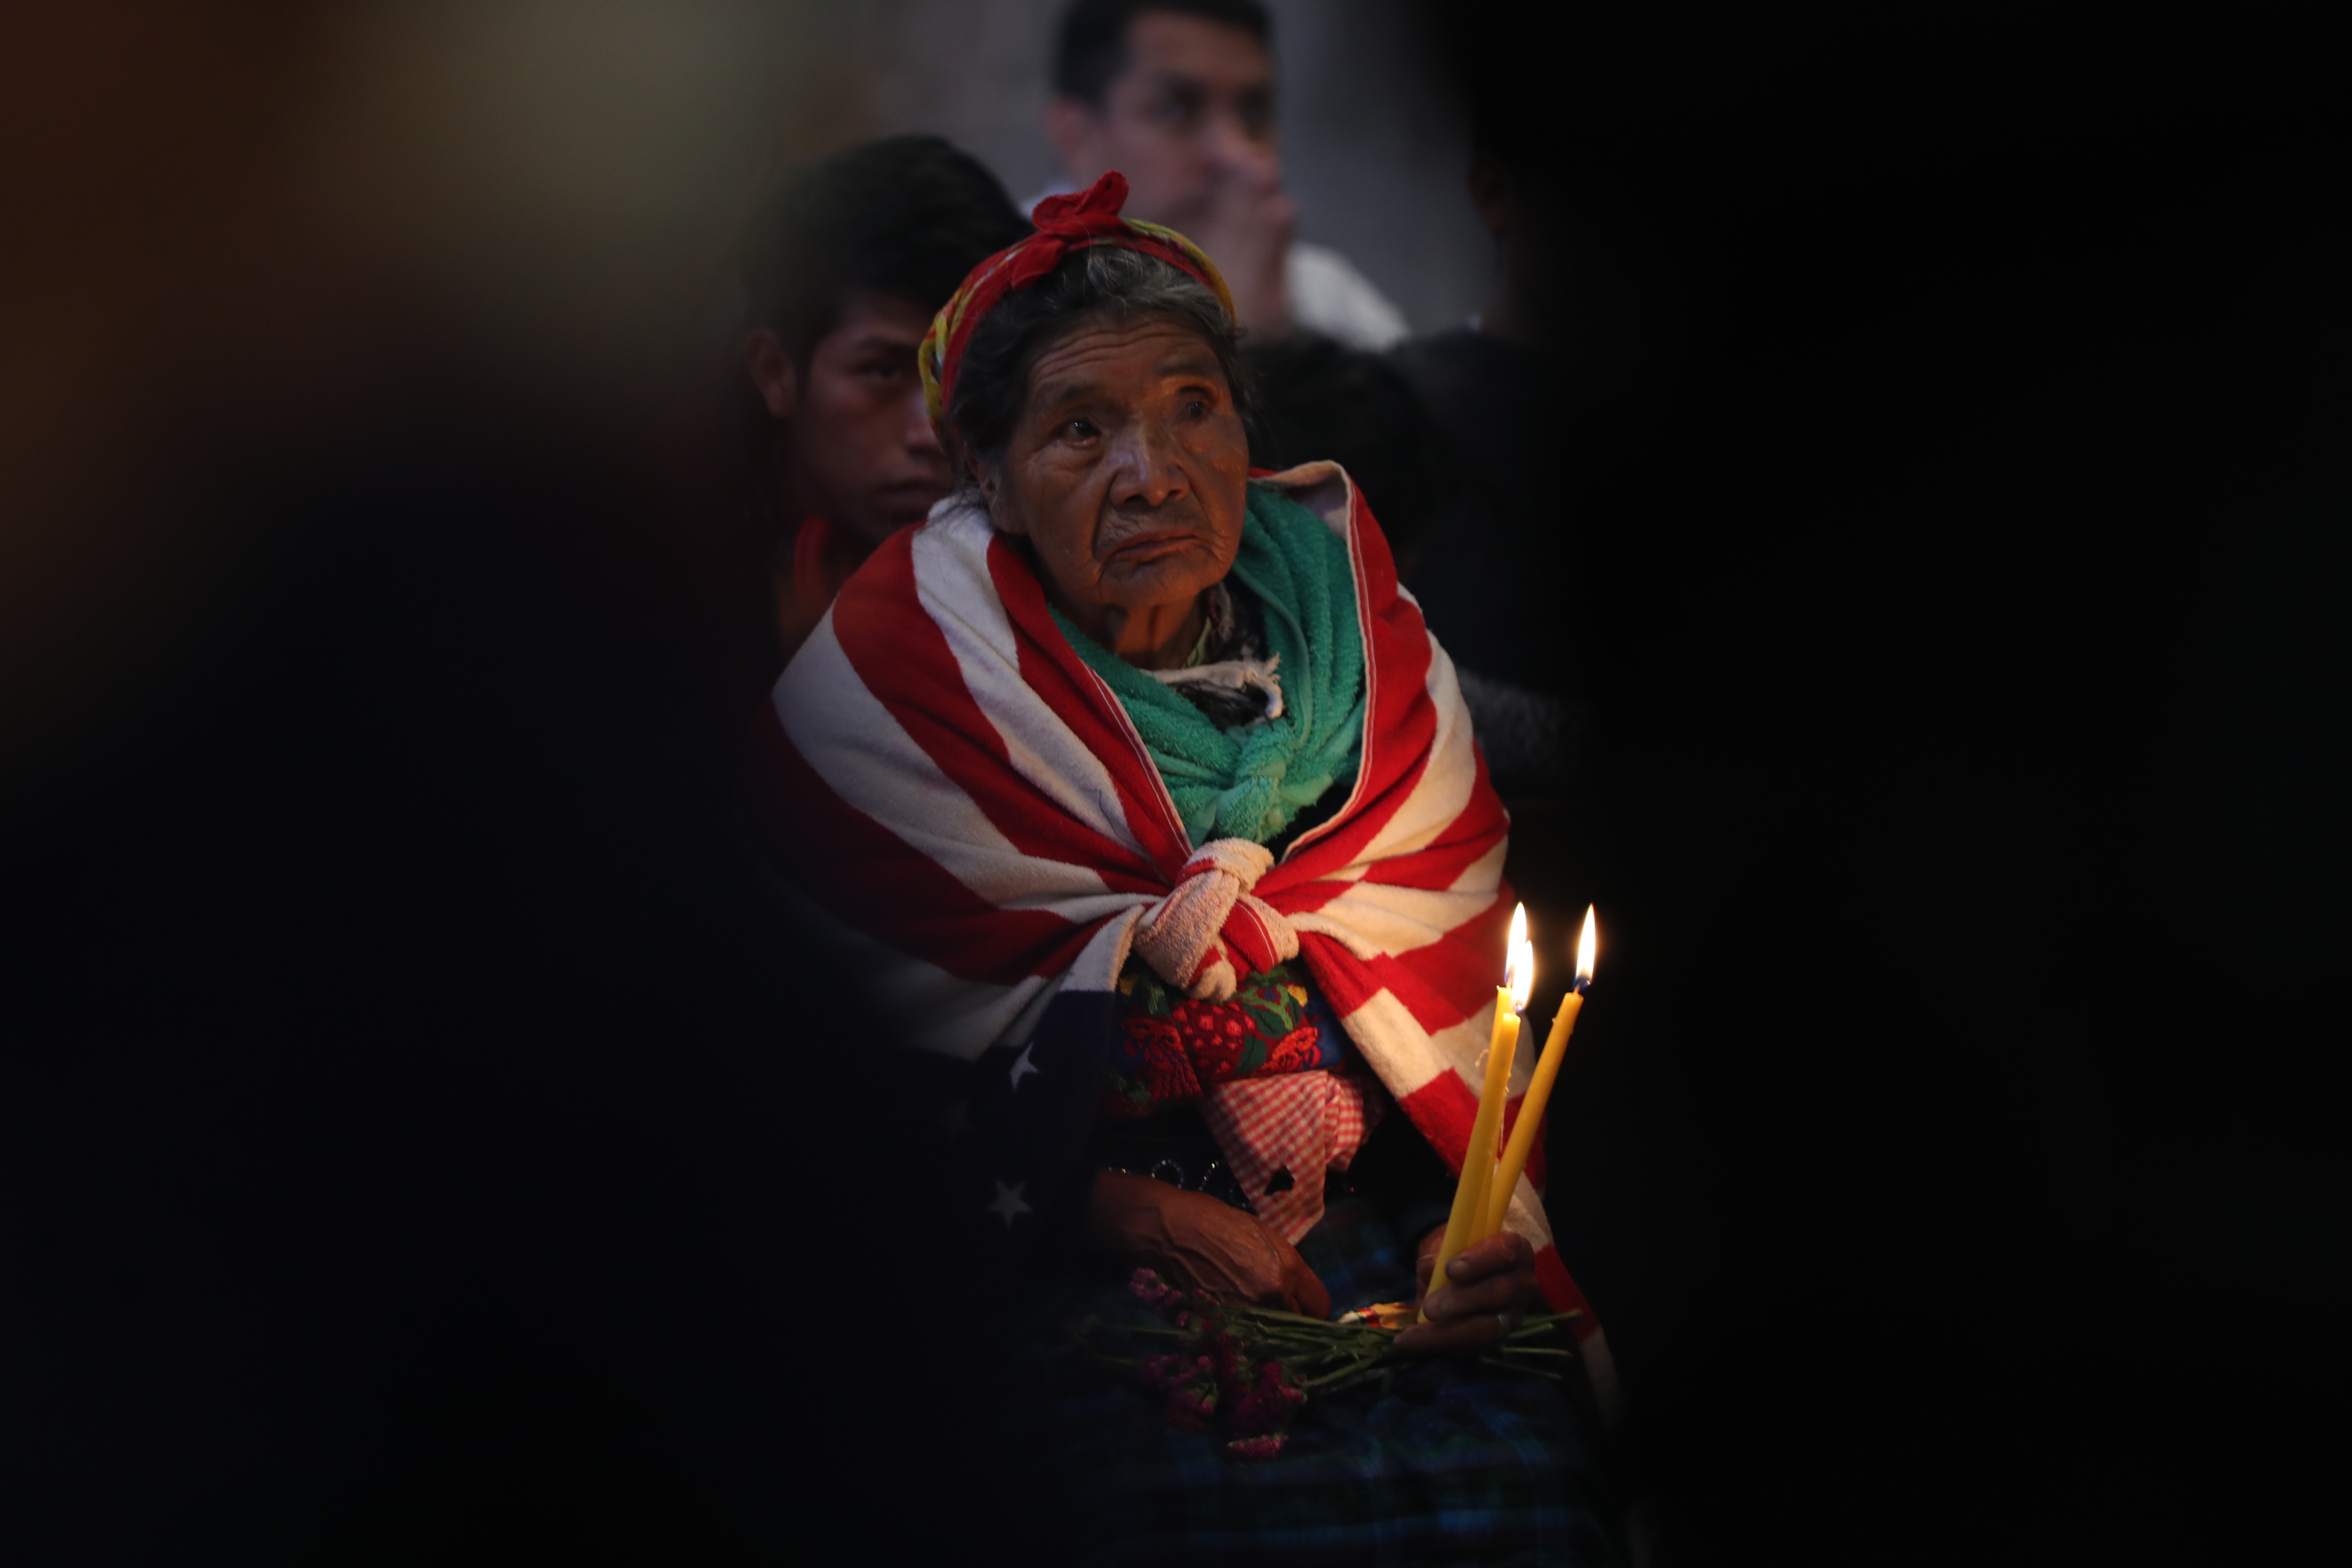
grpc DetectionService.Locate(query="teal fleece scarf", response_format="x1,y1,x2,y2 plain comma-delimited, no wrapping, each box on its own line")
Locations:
1055,485,1366,848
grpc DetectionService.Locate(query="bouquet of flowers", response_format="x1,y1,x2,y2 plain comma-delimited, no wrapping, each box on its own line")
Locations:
1074,1268,1585,1460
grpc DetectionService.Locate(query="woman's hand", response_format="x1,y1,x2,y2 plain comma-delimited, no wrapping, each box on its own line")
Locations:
1086,1171,1331,1318
1392,1226,1540,1357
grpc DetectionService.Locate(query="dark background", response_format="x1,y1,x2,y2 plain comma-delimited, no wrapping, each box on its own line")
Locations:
4,3,2341,1562
1456,5,2347,1561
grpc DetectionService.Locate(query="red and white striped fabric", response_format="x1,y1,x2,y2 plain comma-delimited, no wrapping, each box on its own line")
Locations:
760,460,1612,1399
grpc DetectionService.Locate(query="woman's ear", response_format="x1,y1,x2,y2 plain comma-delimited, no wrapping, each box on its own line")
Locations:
974,458,1022,536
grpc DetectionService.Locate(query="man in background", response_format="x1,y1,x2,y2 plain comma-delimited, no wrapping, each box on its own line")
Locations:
738,135,1031,657
1043,0,1407,350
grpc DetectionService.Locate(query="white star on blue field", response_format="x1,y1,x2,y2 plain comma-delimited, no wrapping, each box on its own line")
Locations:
986,1180,1032,1226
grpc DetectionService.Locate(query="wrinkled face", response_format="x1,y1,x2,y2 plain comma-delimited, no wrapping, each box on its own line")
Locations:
1063,14,1278,235
985,318,1249,618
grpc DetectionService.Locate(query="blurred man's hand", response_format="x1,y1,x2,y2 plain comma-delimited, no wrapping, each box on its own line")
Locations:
1184,142,1294,338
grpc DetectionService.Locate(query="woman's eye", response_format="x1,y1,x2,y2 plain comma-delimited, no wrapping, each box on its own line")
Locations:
1183,398,1210,418
1063,418,1100,442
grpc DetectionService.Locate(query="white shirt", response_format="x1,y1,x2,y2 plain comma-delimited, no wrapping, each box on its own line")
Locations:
1284,242,1409,351
1025,188,1410,351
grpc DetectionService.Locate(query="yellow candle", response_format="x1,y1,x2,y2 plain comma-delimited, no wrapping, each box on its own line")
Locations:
1426,989,1517,1314
1484,905,1598,1238
1423,905,1533,1320
1483,992,1578,1236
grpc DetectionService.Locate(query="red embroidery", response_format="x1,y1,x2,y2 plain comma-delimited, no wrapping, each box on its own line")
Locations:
1127,1017,1202,1103
1263,1025,1323,1076
1173,999,1250,1083
1102,957,1342,1119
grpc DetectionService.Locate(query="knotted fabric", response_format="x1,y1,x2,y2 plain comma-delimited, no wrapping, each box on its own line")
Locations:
917,170,1235,429
1132,838,1293,1002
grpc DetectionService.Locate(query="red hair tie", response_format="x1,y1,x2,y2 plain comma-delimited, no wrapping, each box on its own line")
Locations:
919,171,1236,433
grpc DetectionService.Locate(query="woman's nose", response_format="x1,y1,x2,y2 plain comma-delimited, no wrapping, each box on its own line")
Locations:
1110,419,1192,508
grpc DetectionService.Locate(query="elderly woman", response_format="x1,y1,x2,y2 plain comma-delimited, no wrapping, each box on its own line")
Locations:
763,175,1618,1562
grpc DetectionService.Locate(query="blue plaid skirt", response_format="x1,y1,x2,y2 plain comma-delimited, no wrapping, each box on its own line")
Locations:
994,1190,1623,1565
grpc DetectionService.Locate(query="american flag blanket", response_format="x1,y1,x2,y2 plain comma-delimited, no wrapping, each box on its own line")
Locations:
758,460,1612,1404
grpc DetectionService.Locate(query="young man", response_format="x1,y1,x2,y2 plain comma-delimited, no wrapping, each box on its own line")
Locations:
738,135,1032,656
1043,0,1408,349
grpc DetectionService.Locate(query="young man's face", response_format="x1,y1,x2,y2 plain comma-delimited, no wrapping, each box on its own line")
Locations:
1050,12,1278,235
749,290,951,545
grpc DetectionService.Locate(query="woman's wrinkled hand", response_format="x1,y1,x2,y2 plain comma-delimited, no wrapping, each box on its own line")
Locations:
1392,1227,1540,1357
1086,1171,1330,1319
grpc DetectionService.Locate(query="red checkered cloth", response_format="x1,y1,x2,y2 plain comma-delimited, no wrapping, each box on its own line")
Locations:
1200,1066,1380,1242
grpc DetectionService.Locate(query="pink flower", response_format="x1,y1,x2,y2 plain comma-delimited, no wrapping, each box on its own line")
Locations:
1127,1268,1188,1314
1208,1333,1248,1402
1139,1353,1191,1392
1228,1362,1304,1436
1165,1379,1219,1433
1226,1358,1309,1436
1226,1435,1286,1462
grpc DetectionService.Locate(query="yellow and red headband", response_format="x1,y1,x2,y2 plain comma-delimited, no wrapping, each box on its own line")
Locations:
919,170,1236,433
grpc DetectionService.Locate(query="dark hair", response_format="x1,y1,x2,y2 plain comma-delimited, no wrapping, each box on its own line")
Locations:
1052,0,1273,106
944,244,1255,485
736,135,1031,366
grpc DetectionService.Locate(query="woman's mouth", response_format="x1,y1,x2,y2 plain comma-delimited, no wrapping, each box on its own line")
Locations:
1104,529,1197,564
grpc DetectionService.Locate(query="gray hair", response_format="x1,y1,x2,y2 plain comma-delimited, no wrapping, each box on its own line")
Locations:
943,244,1256,494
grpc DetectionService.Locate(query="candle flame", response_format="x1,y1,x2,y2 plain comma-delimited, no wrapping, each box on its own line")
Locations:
1507,903,1534,1013
1574,905,1598,992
